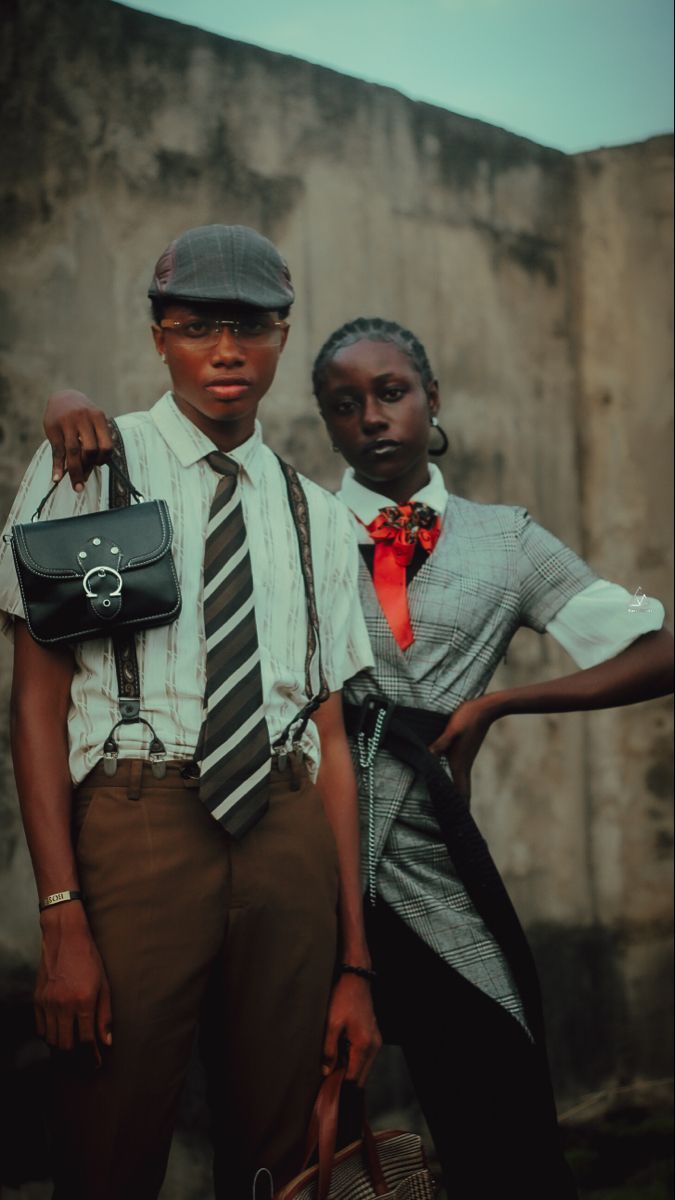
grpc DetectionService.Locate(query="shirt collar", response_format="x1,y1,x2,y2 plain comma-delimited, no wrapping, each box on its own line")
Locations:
337,463,448,528
149,391,265,486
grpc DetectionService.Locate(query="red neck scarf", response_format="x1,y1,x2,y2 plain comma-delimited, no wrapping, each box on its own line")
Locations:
363,502,441,650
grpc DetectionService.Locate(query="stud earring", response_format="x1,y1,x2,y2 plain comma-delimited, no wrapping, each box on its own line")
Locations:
429,415,449,457
161,354,167,363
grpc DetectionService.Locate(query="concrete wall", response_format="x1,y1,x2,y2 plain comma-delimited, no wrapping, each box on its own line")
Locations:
0,0,672,1186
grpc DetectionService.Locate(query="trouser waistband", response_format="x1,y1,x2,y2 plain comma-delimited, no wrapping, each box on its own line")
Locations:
79,751,306,793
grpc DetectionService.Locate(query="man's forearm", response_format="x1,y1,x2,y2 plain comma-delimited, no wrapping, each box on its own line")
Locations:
10,623,79,900
314,698,382,1084
11,623,112,1052
314,693,371,967
11,708,80,899
316,745,371,967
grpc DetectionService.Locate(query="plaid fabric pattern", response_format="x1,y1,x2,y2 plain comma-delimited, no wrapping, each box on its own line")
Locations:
276,1130,434,1200
345,494,598,1032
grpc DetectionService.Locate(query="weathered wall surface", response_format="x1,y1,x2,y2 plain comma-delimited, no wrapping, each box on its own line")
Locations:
569,138,674,1085
0,0,672,1187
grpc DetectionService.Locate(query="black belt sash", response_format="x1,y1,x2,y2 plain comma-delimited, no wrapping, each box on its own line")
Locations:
343,696,546,1046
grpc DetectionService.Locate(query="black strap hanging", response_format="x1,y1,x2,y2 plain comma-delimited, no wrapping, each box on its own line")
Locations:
272,456,330,756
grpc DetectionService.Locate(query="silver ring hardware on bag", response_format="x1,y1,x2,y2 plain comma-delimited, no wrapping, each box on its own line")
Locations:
82,567,123,596
82,565,124,618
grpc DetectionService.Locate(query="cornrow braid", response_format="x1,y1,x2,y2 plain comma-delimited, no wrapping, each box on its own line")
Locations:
312,317,435,398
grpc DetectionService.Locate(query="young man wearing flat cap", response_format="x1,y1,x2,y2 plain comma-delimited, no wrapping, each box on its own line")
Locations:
0,224,380,1200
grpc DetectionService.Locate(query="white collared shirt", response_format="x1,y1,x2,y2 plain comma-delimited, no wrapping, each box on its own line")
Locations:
337,465,664,667
0,393,373,782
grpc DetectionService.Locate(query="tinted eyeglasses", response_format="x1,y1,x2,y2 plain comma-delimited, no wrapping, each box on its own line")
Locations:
159,316,287,349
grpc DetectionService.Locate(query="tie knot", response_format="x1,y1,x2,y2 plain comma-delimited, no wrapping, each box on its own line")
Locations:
207,452,239,479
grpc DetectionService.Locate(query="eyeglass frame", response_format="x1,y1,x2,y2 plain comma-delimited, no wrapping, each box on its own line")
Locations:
158,316,288,348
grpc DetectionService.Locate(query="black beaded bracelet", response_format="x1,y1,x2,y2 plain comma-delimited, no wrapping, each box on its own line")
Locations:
339,962,377,982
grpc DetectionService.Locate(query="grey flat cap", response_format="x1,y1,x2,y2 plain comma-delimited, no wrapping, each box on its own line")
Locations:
148,224,295,309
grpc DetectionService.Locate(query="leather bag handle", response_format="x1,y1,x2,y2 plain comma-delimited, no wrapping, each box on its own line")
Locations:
302,1069,388,1200
31,453,143,523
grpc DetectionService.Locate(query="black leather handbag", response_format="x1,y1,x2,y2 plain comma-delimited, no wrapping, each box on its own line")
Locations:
8,434,181,647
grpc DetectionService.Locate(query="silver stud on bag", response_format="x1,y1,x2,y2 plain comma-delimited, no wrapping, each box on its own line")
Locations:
78,551,87,559
93,537,101,546
111,545,119,554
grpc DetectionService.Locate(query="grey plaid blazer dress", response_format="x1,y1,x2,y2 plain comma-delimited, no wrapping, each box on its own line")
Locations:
344,494,598,1031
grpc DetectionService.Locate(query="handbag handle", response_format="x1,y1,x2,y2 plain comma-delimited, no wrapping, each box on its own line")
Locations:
31,457,144,522
302,1068,388,1200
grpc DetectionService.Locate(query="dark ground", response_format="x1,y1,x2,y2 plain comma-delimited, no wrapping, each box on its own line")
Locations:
429,1106,675,1200
1,998,672,1198
561,1106,674,1200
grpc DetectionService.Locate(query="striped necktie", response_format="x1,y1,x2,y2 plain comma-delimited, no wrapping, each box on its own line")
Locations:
198,451,270,837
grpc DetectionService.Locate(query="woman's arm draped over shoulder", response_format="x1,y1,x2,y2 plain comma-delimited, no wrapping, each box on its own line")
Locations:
44,389,112,490
11,622,112,1057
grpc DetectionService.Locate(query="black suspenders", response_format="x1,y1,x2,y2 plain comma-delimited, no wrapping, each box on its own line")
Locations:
101,426,328,776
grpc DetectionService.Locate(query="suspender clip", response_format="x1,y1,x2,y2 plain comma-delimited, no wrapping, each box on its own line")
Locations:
103,733,119,777
149,735,167,779
273,751,288,773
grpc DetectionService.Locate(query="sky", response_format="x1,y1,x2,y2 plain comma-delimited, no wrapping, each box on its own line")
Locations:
118,0,674,153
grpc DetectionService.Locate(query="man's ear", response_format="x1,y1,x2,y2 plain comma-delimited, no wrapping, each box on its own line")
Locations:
278,322,290,355
151,323,166,359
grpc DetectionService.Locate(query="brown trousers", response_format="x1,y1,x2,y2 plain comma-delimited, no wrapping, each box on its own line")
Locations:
50,757,339,1200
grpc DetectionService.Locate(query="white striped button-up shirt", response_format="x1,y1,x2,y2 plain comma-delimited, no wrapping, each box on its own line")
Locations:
0,393,373,783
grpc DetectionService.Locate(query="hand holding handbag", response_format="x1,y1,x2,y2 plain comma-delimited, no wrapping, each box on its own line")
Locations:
266,1068,436,1200
6,422,181,646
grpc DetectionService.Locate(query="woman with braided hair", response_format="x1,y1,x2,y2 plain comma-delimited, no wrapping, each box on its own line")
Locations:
310,316,672,1198
43,317,672,1198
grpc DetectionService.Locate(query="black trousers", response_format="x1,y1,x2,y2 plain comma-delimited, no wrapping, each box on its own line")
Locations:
363,902,578,1200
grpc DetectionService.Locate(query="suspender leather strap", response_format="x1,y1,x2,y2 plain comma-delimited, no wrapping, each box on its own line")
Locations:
273,456,329,751
107,421,141,717
102,421,168,777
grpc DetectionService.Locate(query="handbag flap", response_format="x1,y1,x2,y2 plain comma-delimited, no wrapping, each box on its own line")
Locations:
12,499,174,579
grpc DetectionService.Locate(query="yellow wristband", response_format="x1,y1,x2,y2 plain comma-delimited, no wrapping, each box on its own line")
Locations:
38,890,84,912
